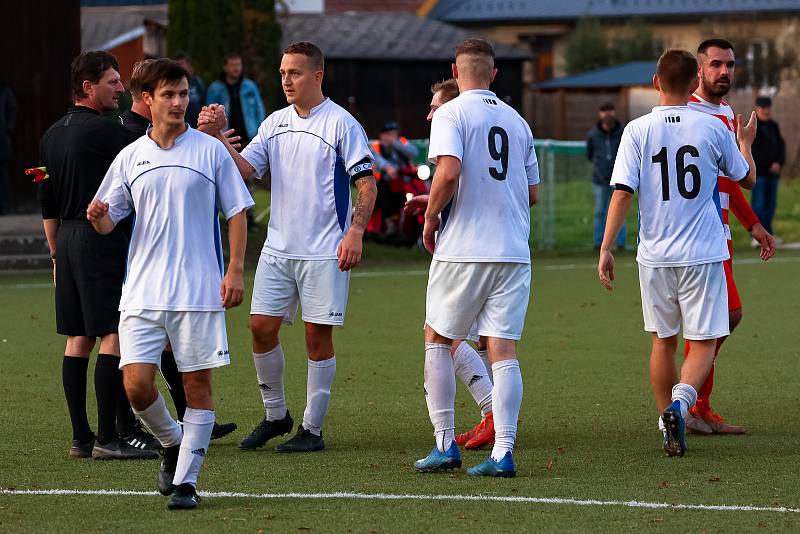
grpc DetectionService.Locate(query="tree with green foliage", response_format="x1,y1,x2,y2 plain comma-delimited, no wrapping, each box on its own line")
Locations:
168,0,282,112
565,18,661,75
564,18,611,75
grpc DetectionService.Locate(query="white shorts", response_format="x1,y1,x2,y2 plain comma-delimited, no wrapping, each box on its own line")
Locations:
638,262,729,340
426,260,531,341
119,309,230,372
251,253,350,326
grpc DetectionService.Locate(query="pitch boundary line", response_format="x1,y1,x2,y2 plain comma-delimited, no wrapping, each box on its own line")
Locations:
1,488,798,514
2,255,799,288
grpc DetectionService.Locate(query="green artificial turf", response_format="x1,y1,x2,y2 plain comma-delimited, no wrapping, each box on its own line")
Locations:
1,251,799,532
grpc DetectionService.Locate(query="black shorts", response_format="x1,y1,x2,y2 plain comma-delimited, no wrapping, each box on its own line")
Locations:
55,220,129,337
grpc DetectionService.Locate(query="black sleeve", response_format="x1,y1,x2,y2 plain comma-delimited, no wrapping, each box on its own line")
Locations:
38,135,58,219
776,123,786,166
615,183,634,194
586,133,594,161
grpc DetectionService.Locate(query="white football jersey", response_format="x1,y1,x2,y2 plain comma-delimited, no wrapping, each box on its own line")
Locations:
610,105,749,267
241,98,374,260
427,89,539,263
96,127,254,311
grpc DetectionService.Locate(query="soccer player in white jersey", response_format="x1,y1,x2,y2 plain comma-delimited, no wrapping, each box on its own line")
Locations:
407,78,496,450
598,49,757,457
415,39,539,477
197,41,377,453
87,59,253,509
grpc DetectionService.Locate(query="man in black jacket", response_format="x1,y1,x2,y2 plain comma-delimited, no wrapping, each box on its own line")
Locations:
751,96,785,238
587,103,625,250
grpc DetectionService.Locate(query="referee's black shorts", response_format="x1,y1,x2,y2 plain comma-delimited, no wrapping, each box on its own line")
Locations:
55,220,129,337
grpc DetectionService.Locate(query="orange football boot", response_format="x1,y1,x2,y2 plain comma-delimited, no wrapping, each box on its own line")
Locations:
464,411,496,450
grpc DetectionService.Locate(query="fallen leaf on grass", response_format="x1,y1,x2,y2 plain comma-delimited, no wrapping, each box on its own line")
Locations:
659,480,669,488
545,459,554,470
709,476,721,482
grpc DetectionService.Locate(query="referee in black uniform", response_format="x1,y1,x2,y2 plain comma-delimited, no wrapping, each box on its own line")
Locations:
38,51,157,460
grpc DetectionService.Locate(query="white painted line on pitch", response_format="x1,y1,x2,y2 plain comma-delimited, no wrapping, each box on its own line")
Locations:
2,255,799,288
1,488,798,514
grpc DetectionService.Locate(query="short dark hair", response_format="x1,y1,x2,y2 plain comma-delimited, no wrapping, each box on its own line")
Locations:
71,51,119,101
755,96,772,108
129,59,155,100
137,58,189,96
224,52,242,64
283,41,325,70
656,49,698,94
697,38,734,56
455,38,495,60
599,102,615,111
431,78,459,103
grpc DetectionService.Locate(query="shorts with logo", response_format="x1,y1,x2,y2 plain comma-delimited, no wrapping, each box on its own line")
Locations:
426,260,531,341
638,261,729,340
251,252,350,326
119,309,230,372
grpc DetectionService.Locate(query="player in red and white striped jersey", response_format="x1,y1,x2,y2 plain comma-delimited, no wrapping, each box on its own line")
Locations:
685,39,776,434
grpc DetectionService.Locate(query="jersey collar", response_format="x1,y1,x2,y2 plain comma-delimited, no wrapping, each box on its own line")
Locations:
293,97,329,119
460,89,497,98
145,123,191,148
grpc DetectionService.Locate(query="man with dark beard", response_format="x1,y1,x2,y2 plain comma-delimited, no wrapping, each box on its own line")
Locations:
685,39,775,435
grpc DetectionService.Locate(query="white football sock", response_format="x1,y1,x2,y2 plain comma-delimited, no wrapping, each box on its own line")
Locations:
253,345,287,421
425,343,455,452
490,359,523,461
452,342,492,416
172,408,215,488
477,349,493,383
671,383,697,419
302,357,336,436
133,391,182,448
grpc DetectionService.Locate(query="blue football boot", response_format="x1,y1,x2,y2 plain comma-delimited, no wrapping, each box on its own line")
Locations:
414,441,462,472
661,400,687,457
467,451,516,477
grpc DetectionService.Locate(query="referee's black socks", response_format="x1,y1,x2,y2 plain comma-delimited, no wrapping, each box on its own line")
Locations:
160,350,187,421
95,354,122,445
62,356,93,443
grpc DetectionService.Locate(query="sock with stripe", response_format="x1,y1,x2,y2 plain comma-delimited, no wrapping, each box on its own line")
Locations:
253,345,288,421
172,408,215,488
452,342,492,416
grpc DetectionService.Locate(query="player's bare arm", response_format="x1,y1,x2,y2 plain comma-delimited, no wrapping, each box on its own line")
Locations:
423,155,461,254
221,210,247,309
198,104,256,180
42,218,60,287
86,199,115,235
598,189,633,291
735,111,757,190
529,184,539,207
337,174,377,272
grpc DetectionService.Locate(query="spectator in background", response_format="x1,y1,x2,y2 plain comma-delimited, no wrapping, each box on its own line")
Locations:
587,103,625,251
0,81,15,214
173,52,206,128
751,96,785,242
206,53,265,143
206,53,265,232
370,121,419,236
